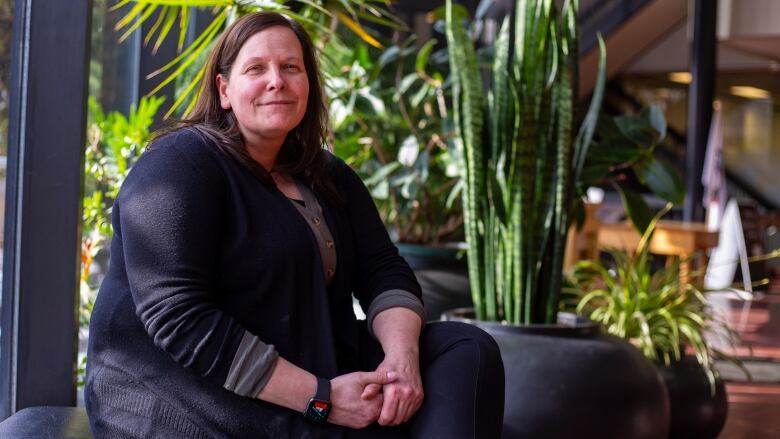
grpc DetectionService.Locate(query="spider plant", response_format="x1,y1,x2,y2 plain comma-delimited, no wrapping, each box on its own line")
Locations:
570,205,744,392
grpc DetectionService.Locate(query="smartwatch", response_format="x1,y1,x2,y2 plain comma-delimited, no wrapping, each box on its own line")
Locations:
302,377,332,423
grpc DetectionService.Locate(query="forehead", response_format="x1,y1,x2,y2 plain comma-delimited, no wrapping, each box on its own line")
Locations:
235,26,304,61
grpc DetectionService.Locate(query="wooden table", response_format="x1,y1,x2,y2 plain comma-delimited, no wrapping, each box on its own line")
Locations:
596,220,719,285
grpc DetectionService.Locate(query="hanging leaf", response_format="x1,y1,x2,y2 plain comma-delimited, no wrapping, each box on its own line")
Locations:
330,99,349,128
416,39,436,76
613,116,660,147
641,105,667,142
371,180,390,199
398,73,419,95
378,45,400,68
364,162,401,186
398,135,420,167
637,158,684,204
357,88,386,115
335,10,383,49
617,186,654,236
415,149,430,182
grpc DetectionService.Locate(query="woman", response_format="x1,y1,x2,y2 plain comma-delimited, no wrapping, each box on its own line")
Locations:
85,11,504,439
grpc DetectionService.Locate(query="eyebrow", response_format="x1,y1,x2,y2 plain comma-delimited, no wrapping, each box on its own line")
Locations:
242,56,302,64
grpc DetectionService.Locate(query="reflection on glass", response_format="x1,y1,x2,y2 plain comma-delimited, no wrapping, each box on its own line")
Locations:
0,0,13,291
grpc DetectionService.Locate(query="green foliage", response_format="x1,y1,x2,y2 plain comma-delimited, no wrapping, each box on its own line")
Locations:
111,0,405,117
569,205,743,393
578,105,685,235
80,95,164,330
324,32,462,244
445,0,606,324
0,0,12,156
110,1,462,242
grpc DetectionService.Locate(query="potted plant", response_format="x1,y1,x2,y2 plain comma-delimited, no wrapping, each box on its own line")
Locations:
322,29,472,320
569,205,746,438
441,0,670,437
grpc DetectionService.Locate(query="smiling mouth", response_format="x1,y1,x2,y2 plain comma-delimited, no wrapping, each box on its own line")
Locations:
260,100,294,106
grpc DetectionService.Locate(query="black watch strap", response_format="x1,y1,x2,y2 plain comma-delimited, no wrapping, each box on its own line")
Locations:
314,377,331,401
303,377,332,423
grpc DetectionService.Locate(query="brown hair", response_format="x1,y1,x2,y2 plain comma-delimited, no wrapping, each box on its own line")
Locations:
157,12,337,199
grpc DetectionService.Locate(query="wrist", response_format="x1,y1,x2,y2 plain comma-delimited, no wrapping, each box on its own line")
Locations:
383,344,419,358
296,374,318,412
302,377,332,423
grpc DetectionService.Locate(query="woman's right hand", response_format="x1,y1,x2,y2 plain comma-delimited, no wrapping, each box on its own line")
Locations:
328,370,397,429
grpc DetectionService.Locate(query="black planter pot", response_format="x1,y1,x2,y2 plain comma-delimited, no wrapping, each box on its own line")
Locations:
442,309,671,439
657,356,728,439
397,243,472,321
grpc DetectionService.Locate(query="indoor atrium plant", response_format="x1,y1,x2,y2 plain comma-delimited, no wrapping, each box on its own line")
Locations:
443,0,669,437
570,205,741,438
323,32,470,320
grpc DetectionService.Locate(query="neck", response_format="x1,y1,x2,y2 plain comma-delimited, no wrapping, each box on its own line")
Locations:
243,133,286,172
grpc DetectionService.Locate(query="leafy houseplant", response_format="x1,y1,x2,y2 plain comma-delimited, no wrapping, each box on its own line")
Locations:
446,0,606,324
570,206,729,389
321,30,472,320
576,105,684,236
443,2,672,438
323,33,463,245
569,206,741,437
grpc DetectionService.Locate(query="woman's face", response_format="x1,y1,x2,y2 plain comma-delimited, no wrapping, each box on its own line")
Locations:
217,26,309,144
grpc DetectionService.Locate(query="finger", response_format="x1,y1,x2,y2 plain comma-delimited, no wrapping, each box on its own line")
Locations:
399,388,423,423
396,388,418,424
361,370,397,386
400,399,421,423
393,400,410,425
361,383,382,400
378,389,400,426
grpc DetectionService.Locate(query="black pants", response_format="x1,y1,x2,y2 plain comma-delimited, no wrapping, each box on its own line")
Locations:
345,321,505,439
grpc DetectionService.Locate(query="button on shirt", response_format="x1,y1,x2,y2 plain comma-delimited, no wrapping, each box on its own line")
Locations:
287,182,337,285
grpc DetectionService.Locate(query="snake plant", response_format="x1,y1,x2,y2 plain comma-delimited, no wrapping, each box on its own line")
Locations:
446,0,606,324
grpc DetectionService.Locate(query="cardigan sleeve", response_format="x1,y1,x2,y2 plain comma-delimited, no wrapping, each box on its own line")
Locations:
335,158,425,328
116,130,272,391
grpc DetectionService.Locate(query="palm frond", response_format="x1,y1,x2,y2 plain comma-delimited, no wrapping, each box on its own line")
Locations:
112,0,400,115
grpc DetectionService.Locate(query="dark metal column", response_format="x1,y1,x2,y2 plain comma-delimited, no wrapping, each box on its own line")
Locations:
684,0,717,222
1,0,92,417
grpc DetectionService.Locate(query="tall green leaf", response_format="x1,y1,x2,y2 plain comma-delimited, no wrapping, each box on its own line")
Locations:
447,0,605,324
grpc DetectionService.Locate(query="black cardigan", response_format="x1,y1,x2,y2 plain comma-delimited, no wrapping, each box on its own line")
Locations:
85,128,422,438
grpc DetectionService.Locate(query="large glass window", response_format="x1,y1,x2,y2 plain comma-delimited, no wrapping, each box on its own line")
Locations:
0,0,12,332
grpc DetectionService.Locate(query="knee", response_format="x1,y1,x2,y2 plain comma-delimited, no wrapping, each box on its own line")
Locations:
427,321,503,367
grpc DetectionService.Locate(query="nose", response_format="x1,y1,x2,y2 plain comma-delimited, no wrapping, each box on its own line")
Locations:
266,67,287,91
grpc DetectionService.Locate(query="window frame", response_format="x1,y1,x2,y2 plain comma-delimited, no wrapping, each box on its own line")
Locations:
1,0,92,417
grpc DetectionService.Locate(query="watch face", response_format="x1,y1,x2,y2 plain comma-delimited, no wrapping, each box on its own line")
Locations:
305,398,331,423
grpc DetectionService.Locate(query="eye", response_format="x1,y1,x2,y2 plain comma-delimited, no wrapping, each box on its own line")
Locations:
283,64,301,72
246,64,265,73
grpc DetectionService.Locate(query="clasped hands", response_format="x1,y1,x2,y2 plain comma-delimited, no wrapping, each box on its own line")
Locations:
328,349,424,429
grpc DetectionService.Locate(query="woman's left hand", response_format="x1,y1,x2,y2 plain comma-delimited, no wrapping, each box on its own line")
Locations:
361,348,424,426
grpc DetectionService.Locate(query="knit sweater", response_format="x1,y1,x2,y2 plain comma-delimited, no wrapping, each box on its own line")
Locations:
84,128,423,439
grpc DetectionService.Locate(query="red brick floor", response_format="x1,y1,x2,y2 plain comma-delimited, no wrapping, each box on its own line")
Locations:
718,292,780,438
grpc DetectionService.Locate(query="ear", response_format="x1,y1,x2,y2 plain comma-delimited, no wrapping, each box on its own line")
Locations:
216,74,231,110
